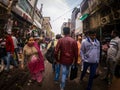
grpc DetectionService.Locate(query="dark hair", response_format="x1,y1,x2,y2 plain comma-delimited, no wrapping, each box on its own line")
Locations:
63,27,70,35
112,30,119,36
88,30,96,35
56,34,62,39
76,33,82,40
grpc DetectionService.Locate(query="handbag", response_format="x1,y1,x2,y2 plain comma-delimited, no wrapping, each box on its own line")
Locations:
70,64,78,80
45,41,55,64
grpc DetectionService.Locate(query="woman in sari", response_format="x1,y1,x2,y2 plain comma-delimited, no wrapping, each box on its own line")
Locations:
21,36,45,85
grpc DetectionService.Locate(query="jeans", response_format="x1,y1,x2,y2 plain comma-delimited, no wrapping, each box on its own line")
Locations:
54,64,61,81
52,62,56,72
106,58,116,84
80,62,98,90
1,56,7,64
60,64,71,90
0,56,6,72
6,52,18,71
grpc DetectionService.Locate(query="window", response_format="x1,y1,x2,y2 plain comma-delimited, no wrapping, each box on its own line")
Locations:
18,0,32,14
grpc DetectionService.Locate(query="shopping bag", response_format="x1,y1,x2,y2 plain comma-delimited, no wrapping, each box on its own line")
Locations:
70,64,78,80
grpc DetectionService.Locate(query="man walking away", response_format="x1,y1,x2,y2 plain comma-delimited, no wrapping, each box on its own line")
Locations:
54,27,78,90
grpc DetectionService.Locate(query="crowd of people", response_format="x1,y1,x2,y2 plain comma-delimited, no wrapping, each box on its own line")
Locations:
46,27,120,90
0,26,120,90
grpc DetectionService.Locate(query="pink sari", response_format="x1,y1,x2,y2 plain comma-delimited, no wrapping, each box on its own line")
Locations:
28,42,45,82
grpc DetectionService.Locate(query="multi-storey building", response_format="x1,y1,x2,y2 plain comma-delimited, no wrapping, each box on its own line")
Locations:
42,17,53,39
75,12,83,35
0,0,43,37
80,0,120,40
71,7,80,38
61,19,71,35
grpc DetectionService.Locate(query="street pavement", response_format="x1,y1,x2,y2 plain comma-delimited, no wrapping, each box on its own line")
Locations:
23,60,108,90
0,49,119,90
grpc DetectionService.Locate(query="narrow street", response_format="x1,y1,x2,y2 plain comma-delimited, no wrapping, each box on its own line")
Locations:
0,59,107,90
0,49,119,90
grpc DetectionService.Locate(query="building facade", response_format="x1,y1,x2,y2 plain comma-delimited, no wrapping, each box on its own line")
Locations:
61,19,71,35
75,12,83,35
80,0,120,40
42,17,52,39
0,0,44,38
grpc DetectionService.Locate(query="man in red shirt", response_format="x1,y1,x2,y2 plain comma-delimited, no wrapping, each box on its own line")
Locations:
5,31,18,72
54,27,78,90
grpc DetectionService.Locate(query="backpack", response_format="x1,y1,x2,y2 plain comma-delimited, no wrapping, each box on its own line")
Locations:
45,40,55,64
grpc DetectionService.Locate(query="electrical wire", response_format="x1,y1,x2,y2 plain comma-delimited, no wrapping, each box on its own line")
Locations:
51,0,81,23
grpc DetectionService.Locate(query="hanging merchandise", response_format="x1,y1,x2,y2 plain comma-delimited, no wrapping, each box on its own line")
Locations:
32,29,39,37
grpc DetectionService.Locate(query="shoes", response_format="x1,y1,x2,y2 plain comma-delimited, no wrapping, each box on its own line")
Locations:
60,84,64,90
81,69,90,74
79,79,84,84
81,68,83,72
54,81,59,84
0,65,4,73
107,79,112,87
36,81,42,86
60,88,64,90
100,77,108,82
87,70,90,74
93,74,99,79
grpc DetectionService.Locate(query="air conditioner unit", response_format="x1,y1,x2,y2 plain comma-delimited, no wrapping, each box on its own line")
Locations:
113,10,120,20
101,15,110,25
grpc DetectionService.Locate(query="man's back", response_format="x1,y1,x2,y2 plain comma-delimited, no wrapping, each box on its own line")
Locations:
55,36,78,65
107,36,120,61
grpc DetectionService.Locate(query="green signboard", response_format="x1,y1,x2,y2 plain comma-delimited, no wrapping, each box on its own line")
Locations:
80,14,89,21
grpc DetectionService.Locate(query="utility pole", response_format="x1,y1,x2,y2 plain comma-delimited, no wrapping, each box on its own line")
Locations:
31,0,38,21
8,0,18,14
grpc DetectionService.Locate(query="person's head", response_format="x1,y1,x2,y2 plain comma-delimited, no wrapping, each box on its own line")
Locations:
88,30,96,40
76,33,82,41
111,30,119,38
4,31,9,38
63,27,70,35
56,34,62,39
26,36,34,46
34,36,40,43
7,29,12,35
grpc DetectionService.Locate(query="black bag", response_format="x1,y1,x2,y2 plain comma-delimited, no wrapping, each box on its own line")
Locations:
45,41,54,64
114,64,120,78
70,64,78,80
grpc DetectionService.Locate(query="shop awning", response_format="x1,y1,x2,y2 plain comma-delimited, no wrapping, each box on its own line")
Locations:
80,14,89,21
33,20,42,29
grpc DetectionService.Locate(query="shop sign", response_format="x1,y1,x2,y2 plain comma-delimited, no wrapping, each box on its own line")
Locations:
80,14,89,21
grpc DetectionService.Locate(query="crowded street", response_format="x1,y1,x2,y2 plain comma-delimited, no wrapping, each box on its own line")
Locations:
0,52,120,90
0,54,108,90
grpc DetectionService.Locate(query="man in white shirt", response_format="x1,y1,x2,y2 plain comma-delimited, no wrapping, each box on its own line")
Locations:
12,32,19,63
